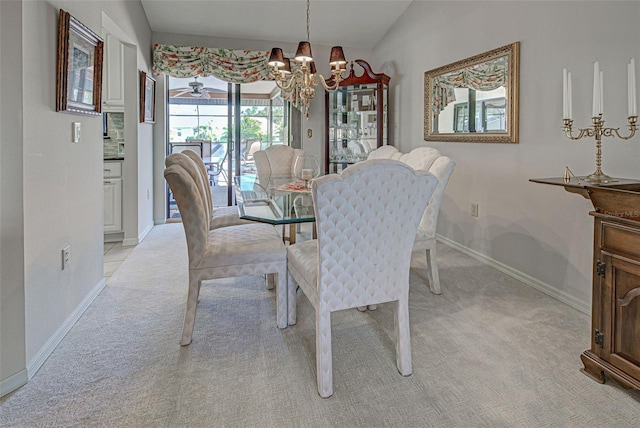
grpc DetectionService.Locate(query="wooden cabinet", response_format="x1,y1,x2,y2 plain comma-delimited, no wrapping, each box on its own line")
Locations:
530,177,640,391
104,161,122,233
325,59,389,174
582,211,640,390
102,33,124,111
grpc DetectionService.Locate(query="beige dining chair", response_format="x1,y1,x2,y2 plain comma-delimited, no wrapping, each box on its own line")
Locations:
164,154,288,345
177,150,254,230
286,159,439,397
253,144,304,178
368,146,456,294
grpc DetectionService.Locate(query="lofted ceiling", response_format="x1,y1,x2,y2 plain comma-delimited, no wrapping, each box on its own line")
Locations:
140,0,413,49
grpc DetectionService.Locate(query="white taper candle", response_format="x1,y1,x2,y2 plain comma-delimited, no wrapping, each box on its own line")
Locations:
563,68,568,119
593,61,600,117
568,71,572,120
600,70,604,115
631,58,637,116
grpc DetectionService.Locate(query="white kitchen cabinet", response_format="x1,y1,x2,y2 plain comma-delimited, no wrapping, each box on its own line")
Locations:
102,33,124,111
104,161,122,233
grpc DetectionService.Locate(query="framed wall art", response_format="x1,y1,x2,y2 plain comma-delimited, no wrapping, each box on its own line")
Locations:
56,9,104,116
140,71,156,123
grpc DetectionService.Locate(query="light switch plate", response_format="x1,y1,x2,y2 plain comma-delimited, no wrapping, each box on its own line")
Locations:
72,122,81,143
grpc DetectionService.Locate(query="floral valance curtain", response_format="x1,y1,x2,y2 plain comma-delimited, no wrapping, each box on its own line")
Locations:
153,44,272,83
153,44,299,107
432,57,508,115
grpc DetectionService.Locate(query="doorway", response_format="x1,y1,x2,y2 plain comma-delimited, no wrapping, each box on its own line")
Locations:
166,75,290,219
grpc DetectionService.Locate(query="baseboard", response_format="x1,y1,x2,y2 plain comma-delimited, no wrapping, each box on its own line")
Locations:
26,278,107,380
436,234,590,315
122,223,154,247
154,217,166,225
0,369,28,397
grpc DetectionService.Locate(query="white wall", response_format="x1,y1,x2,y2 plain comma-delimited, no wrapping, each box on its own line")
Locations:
151,32,372,221
0,0,152,396
0,0,27,396
374,1,640,309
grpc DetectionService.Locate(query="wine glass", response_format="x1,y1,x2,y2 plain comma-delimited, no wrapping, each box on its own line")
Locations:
294,154,320,188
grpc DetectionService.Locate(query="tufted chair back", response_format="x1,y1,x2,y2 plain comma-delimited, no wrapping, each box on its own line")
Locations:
180,150,213,214
366,146,455,294
314,160,437,307
169,151,253,230
254,145,305,177
414,155,456,241
286,159,439,397
164,159,210,267
367,144,399,160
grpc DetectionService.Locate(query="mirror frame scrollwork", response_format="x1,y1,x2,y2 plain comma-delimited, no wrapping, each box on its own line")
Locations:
424,42,520,143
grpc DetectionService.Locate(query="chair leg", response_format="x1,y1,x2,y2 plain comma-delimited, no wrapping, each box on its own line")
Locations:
425,247,441,295
394,296,412,376
316,308,333,398
181,274,202,346
287,272,297,326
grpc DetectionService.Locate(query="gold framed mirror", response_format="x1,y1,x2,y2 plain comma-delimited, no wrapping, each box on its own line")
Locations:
424,42,520,143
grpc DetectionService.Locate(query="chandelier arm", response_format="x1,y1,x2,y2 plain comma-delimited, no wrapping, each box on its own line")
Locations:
317,73,341,92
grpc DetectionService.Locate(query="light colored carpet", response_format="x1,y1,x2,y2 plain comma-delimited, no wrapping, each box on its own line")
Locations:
1,223,639,427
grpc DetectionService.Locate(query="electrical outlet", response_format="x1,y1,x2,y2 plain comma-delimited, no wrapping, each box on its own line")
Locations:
471,203,479,217
62,245,70,270
72,122,81,143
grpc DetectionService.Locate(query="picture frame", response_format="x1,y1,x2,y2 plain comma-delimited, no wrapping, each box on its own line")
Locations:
140,71,156,123
56,9,104,116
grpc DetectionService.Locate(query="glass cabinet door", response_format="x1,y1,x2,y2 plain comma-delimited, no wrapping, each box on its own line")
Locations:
325,60,390,174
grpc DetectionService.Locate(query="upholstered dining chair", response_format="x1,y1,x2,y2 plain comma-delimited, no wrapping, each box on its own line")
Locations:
286,159,439,397
253,144,304,178
368,146,456,294
164,154,288,345
253,144,308,240
176,151,254,230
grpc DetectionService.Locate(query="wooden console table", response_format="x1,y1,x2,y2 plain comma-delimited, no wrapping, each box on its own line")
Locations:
531,176,640,390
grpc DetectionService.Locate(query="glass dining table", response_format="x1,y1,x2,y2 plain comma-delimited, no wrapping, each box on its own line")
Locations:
234,174,316,244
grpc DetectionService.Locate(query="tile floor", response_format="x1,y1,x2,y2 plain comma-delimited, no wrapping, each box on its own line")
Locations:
103,241,134,279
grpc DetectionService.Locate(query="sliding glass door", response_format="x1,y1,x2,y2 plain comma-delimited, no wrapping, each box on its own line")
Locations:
166,75,288,219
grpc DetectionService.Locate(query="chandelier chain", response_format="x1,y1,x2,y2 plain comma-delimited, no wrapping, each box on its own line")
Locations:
306,0,310,42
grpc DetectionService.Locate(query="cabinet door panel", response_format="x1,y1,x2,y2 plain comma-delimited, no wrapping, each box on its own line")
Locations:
608,256,640,380
104,178,122,233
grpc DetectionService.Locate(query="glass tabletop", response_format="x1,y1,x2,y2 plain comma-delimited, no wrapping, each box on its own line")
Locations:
234,174,316,225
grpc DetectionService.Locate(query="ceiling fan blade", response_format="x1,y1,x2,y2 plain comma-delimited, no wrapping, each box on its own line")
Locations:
171,89,190,97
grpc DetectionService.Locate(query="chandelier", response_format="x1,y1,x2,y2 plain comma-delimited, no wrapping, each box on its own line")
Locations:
268,0,347,117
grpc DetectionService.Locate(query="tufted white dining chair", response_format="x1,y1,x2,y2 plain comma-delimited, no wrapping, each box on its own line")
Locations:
368,146,456,294
253,144,304,178
286,159,439,398
164,154,288,345
176,151,254,230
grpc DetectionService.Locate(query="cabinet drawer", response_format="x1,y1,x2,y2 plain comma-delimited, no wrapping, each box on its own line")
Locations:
601,221,640,260
103,162,122,178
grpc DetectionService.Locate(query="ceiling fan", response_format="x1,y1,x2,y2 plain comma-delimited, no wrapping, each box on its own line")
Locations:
171,76,212,99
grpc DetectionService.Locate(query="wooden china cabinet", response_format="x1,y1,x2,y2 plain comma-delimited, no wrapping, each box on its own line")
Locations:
531,177,640,390
324,59,389,174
